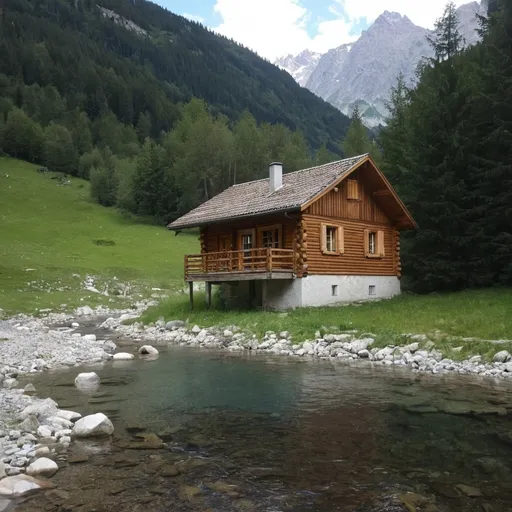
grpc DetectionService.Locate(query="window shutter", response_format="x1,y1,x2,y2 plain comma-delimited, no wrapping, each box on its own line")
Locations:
377,230,385,257
347,180,359,200
337,226,344,254
364,229,370,255
321,224,327,254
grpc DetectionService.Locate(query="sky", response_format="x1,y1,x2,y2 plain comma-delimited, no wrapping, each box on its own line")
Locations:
155,0,472,61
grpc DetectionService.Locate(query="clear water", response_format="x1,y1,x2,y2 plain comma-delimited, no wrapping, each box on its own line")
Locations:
18,347,512,512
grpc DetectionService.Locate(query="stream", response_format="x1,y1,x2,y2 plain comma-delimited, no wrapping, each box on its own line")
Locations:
14,343,512,512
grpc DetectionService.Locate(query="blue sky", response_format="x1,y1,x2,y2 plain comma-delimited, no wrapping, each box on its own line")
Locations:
152,0,469,60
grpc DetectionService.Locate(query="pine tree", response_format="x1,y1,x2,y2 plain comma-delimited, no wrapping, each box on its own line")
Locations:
428,1,465,61
89,148,118,207
342,105,375,158
315,143,338,165
379,74,411,192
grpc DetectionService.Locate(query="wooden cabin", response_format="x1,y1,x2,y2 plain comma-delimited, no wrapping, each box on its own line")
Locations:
168,154,416,310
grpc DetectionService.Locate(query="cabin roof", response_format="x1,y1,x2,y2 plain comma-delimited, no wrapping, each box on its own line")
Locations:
168,155,372,230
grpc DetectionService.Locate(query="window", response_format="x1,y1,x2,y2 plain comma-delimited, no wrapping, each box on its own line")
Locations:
347,179,360,200
326,226,337,252
321,224,344,255
369,285,376,296
364,229,385,258
242,234,253,251
258,225,282,249
368,232,376,254
332,285,338,297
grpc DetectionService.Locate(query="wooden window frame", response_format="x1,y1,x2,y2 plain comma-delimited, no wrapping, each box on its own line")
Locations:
237,229,256,251
346,179,360,201
364,229,385,259
321,223,344,256
257,224,282,249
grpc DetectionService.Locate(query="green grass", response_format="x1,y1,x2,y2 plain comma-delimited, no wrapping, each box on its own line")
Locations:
0,158,198,315
140,288,512,360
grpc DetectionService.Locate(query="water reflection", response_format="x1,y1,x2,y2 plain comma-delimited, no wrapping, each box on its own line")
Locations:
20,348,512,512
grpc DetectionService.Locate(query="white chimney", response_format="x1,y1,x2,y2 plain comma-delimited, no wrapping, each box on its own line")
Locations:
269,162,283,193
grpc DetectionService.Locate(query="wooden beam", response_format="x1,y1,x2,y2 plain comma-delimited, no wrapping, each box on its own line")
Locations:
373,189,392,197
189,281,194,310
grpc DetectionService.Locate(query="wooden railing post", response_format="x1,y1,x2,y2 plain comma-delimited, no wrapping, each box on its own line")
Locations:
184,255,188,280
267,247,272,273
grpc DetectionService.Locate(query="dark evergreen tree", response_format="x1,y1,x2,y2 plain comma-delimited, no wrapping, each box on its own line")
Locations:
43,122,78,174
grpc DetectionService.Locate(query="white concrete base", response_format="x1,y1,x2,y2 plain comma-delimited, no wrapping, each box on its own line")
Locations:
299,275,401,308
220,275,401,310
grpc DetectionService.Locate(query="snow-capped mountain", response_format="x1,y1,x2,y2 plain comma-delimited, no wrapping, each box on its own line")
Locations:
274,50,322,87
275,1,487,126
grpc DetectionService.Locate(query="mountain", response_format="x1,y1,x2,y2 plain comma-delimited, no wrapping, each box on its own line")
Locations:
275,50,322,87
276,1,487,125
1,0,351,151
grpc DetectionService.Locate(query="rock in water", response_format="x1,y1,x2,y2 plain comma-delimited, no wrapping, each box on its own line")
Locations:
26,458,59,478
74,372,100,391
138,345,159,356
0,475,53,496
73,413,114,437
0,461,5,479
56,410,82,422
23,383,36,395
37,426,52,438
113,353,134,360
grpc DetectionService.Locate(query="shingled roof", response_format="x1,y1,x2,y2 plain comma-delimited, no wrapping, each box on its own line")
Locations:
168,154,369,230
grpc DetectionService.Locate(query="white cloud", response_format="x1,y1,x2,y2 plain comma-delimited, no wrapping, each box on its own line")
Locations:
183,12,206,24
212,0,473,61
336,0,470,29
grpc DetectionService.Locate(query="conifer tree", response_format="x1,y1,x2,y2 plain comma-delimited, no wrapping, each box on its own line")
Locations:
342,105,371,157
428,1,465,61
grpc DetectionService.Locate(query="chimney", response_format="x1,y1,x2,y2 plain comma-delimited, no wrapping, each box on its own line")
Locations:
269,162,283,193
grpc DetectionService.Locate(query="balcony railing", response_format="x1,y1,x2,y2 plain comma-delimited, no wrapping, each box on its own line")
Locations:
184,248,296,280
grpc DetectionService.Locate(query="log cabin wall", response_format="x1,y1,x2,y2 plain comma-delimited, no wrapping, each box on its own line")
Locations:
302,169,399,277
200,214,297,253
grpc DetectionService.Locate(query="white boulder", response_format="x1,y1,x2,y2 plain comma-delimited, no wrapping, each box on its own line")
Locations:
113,353,134,360
74,372,100,391
26,458,58,478
36,426,52,438
0,461,5,479
138,345,159,356
493,350,511,363
73,413,114,437
71,322,79,328
56,410,82,422
191,325,201,334
82,334,96,342
0,474,51,496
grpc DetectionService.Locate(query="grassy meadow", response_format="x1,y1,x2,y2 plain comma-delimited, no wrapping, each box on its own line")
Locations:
0,158,198,314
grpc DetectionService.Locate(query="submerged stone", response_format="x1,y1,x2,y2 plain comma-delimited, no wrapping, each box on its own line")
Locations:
455,484,483,497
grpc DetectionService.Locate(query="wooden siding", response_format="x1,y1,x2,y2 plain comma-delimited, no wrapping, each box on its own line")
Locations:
201,214,297,254
302,214,398,276
304,169,389,224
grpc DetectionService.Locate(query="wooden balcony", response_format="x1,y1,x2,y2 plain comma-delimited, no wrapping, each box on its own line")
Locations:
184,248,297,282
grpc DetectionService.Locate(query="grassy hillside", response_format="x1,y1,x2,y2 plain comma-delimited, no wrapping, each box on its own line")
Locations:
0,158,197,315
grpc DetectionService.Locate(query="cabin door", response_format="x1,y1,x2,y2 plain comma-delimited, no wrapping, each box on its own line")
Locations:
237,229,255,270
218,234,231,271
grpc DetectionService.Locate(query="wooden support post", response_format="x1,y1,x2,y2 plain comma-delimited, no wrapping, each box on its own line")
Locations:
262,280,268,311
189,281,194,310
206,282,212,309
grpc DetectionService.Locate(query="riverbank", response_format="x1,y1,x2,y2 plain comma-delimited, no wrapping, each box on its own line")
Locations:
0,302,511,508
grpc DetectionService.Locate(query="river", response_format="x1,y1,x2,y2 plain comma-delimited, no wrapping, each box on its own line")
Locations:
16,346,512,512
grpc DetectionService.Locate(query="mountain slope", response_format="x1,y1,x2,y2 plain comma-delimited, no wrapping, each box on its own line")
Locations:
275,50,322,87
276,1,487,123
1,0,350,151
